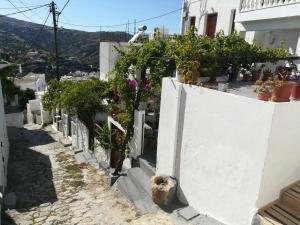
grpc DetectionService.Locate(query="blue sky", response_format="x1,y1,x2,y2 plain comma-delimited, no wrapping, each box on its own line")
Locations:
1,0,183,34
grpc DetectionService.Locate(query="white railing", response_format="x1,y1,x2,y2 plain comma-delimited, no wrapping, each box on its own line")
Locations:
240,0,300,12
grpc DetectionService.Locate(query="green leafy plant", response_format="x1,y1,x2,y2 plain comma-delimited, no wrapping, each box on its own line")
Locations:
43,78,110,149
96,122,111,150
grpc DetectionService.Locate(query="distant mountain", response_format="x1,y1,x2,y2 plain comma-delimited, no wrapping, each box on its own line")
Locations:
0,16,131,77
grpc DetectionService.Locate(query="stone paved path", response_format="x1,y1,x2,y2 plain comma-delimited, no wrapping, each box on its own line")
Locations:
3,124,177,225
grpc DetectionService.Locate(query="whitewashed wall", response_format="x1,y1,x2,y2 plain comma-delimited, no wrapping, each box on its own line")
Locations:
156,78,300,225
182,0,239,35
257,102,300,207
0,82,9,191
5,112,24,128
75,118,89,152
99,42,127,81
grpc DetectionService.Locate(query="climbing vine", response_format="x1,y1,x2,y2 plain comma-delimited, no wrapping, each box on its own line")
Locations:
110,35,175,174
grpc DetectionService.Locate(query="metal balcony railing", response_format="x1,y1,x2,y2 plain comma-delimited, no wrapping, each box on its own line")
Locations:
240,0,300,12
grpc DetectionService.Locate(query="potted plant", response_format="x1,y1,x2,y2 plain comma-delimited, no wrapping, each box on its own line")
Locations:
290,72,300,100
271,80,296,102
254,83,272,101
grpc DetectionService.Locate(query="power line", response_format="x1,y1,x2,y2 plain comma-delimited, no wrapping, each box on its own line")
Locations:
0,5,42,9
17,0,44,20
1,4,49,17
59,0,70,15
57,0,202,29
5,0,35,22
32,11,51,44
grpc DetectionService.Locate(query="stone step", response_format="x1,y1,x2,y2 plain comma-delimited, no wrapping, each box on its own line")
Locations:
127,167,152,197
139,157,156,178
74,152,86,164
115,175,158,213
281,190,300,213
83,151,98,164
59,136,72,147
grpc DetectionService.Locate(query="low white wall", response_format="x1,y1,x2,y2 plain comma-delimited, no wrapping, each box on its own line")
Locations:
76,118,89,152
0,83,9,190
129,110,145,159
157,78,300,225
5,112,24,128
157,79,183,176
257,102,300,207
28,99,41,112
94,140,110,166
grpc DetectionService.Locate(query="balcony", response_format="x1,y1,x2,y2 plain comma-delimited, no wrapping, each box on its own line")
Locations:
236,0,300,31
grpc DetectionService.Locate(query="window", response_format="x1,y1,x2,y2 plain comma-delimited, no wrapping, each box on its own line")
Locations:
189,16,196,28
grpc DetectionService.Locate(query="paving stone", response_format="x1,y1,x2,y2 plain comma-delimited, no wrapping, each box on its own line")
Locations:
177,206,200,221
3,125,178,225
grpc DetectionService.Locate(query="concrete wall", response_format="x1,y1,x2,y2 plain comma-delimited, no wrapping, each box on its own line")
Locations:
257,102,300,207
76,118,89,152
156,78,300,225
5,112,24,128
129,110,145,159
0,83,9,192
99,42,127,81
182,0,239,35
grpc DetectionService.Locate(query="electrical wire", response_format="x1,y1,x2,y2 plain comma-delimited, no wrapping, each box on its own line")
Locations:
58,0,202,29
59,0,70,15
0,5,42,9
17,0,44,20
1,4,49,17
32,11,51,44
5,0,35,22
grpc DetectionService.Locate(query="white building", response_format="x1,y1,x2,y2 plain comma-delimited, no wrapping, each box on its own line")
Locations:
99,42,127,81
14,73,46,92
181,0,239,37
236,0,300,58
181,0,300,61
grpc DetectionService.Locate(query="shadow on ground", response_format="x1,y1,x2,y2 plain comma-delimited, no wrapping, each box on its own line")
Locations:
4,126,58,213
1,210,17,225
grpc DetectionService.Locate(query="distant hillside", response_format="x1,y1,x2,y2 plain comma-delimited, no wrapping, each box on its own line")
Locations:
0,16,131,76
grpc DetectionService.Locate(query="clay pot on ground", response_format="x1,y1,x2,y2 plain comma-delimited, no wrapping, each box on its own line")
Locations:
151,176,177,206
272,81,296,102
110,149,121,168
257,92,271,101
291,85,300,100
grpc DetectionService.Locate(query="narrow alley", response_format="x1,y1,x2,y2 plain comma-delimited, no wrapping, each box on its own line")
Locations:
2,124,176,225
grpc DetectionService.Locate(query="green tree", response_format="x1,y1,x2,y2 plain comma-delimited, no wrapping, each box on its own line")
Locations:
43,78,109,148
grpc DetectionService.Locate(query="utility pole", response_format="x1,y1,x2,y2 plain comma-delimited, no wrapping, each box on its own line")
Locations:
50,1,60,80
134,19,136,34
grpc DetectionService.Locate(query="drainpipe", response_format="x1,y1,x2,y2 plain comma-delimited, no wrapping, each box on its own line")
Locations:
171,82,183,179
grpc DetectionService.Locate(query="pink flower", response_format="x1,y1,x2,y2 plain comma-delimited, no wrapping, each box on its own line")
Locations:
126,79,137,89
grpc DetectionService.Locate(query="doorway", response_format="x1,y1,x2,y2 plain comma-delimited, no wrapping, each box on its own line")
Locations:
206,13,218,38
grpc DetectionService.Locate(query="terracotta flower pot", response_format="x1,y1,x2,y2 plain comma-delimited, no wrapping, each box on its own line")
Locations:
257,92,271,101
272,81,296,102
291,85,300,100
